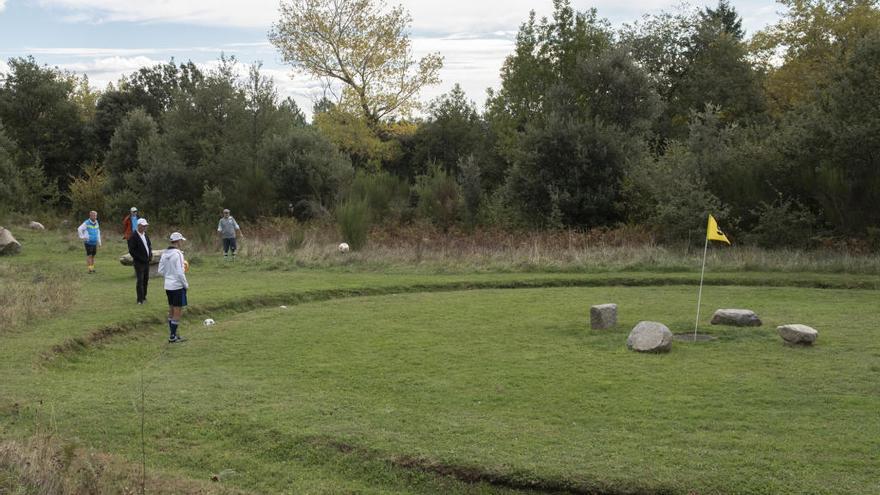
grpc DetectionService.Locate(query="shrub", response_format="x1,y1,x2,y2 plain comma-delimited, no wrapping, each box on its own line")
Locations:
335,197,371,250
458,155,482,226
348,170,410,223
67,164,108,218
746,197,817,248
414,164,461,232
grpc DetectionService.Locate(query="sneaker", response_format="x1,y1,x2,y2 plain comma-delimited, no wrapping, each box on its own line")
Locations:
137,301,144,305
168,336,186,343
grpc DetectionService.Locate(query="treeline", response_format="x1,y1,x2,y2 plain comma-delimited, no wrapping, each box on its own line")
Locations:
1,0,879,248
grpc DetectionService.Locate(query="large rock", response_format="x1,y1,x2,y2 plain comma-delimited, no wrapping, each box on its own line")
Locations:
28,221,45,230
0,227,21,255
711,309,762,327
590,303,617,330
777,324,818,345
119,249,165,266
627,321,673,353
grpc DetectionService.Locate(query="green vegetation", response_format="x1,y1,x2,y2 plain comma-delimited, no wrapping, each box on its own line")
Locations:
3,0,880,246
1,227,878,494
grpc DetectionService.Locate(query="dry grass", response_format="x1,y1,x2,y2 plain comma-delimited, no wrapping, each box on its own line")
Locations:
0,264,80,332
0,434,239,494
179,221,880,274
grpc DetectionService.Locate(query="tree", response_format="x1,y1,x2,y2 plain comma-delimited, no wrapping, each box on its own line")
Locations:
104,108,159,193
0,57,91,188
411,84,485,177
259,126,353,213
0,122,21,212
621,2,764,141
93,60,204,149
269,0,443,128
504,84,648,228
751,0,880,115
778,28,880,234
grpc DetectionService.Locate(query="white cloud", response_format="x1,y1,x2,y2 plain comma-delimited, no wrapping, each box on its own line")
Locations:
57,55,165,88
35,0,777,33
0,0,7,13
37,0,279,28
412,36,514,106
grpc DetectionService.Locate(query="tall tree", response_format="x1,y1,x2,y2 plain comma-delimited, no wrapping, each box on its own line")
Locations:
411,84,484,177
269,0,443,128
0,57,91,188
751,0,880,115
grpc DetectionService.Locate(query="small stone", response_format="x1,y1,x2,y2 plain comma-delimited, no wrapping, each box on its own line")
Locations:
590,303,617,329
119,249,164,266
777,324,818,345
710,309,762,327
28,221,45,230
0,227,22,256
626,321,673,353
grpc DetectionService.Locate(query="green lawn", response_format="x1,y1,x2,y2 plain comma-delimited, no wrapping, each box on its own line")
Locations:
1,229,878,494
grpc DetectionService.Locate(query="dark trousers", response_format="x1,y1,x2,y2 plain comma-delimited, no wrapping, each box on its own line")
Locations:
222,237,237,254
134,261,150,303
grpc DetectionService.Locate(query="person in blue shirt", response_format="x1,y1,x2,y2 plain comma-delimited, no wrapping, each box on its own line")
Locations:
76,210,102,273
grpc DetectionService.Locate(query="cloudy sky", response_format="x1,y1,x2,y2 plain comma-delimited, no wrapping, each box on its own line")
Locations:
0,0,783,118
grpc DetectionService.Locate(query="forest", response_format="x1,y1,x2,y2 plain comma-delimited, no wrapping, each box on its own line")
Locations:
1,0,878,249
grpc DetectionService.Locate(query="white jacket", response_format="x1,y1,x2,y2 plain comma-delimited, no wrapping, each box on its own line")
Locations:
158,248,188,290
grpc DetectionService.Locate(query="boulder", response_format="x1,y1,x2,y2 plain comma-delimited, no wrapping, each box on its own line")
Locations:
777,324,818,345
626,321,673,353
710,309,762,327
0,227,22,256
28,221,45,230
119,249,165,266
590,303,617,330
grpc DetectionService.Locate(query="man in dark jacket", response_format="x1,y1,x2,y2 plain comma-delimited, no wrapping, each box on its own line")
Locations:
127,218,152,304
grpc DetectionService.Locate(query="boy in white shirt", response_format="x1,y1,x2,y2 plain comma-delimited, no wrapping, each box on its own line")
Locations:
158,232,189,343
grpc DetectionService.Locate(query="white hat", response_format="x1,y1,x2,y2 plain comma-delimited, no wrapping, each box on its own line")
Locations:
169,232,186,242
130,206,138,212
136,218,149,226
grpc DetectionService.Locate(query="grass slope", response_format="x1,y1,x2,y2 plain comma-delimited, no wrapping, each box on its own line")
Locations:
1,228,878,494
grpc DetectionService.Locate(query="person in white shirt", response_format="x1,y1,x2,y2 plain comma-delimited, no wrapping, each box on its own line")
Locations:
76,210,102,273
126,218,152,305
158,232,189,343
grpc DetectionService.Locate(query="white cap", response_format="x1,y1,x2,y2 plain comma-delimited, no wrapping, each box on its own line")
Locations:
130,206,138,212
169,232,186,242
136,218,149,226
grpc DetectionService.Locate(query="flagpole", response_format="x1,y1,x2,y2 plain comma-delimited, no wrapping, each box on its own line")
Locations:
694,234,709,339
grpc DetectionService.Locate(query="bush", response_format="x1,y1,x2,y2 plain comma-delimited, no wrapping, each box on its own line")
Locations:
414,164,461,232
348,170,410,223
624,142,728,243
335,197,371,250
67,164,108,219
458,155,482,226
746,197,817,248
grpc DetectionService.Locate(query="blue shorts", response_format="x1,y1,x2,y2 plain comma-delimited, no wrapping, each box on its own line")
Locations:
165,288,188,307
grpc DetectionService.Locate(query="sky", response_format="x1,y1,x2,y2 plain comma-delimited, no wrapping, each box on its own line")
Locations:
0,0,784,118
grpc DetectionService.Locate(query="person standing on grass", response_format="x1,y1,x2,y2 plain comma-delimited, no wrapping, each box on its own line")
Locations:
76,210,101,274
158,232,189,343
217,208,242,261
127,218,152,305
122,206,139,240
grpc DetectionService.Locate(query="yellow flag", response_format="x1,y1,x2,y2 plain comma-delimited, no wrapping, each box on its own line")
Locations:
707,214,730,244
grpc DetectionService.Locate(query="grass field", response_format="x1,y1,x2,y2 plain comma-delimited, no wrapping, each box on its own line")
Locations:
1,227,878,494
